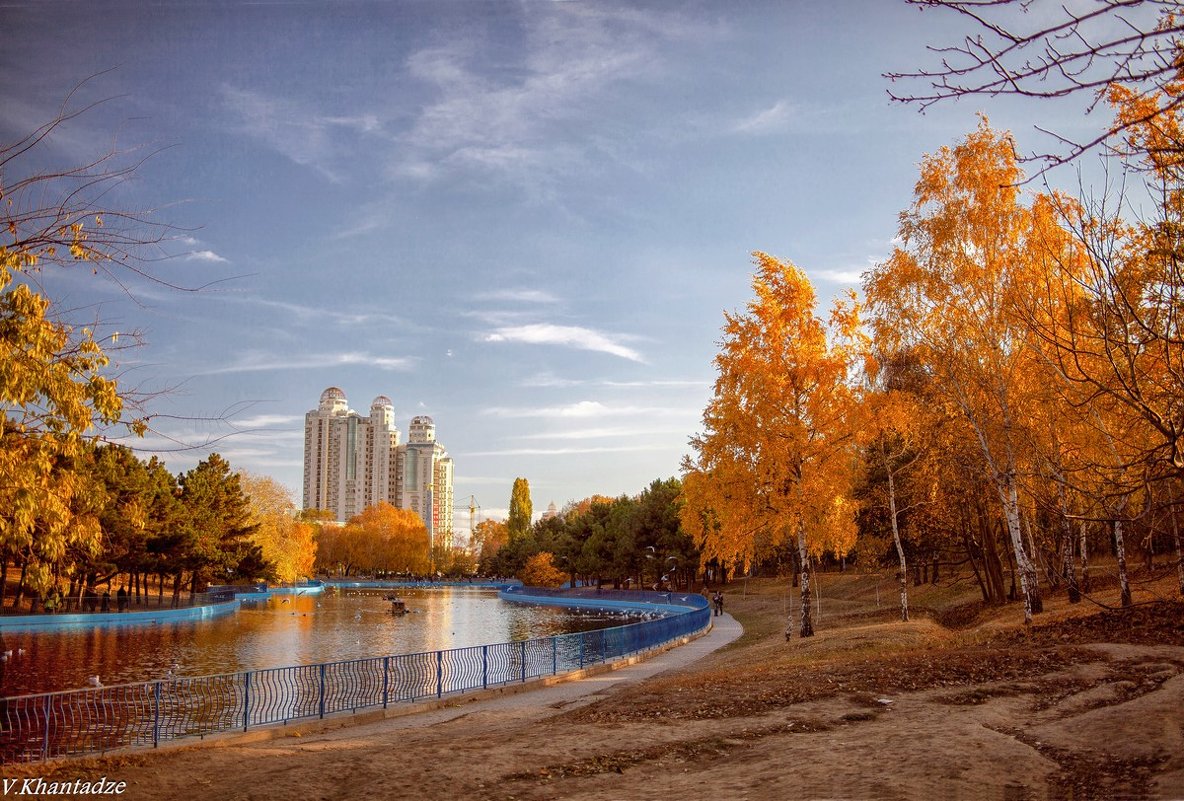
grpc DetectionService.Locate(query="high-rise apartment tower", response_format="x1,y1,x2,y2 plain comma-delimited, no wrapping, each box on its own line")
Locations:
303,387,454,546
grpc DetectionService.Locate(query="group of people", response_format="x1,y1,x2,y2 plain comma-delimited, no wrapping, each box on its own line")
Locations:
711,589,725,617
43,586,131,614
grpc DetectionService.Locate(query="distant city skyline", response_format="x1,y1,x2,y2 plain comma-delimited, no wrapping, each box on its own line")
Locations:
1,2,1098,540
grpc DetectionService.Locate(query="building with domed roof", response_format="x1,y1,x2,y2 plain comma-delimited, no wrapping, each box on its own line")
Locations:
303,388,454,546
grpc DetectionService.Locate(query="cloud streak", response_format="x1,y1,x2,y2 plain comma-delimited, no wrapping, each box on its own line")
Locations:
483,323,644,362
462,444,669,457
394,6,714,192
185,250,228,263
482,400,691,419
220,85,383,182
732,100,791,135
201,350,415,375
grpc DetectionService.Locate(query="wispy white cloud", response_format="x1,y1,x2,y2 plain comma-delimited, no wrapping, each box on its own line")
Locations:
395,6,715,192
185,249,228,263
462,444,668,457
482,401,687,419
226,296,425,332
521,425,688,440
811,252,887,285
732,100,791,135
228,413,304,428
201,350,415,375
475,288,561,304
520,372,708,389
812,268,863,284
483,323,644,362
220,85,383,182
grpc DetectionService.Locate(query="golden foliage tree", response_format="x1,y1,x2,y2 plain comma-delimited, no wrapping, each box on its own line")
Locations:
351,502,431,575
0,104,161,598
683,252,862,638
518,552,566,589
864,119,1073,623
472,518,509,568
239,473,317,584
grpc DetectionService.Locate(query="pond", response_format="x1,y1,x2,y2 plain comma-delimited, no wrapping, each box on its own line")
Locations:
0,587,624,697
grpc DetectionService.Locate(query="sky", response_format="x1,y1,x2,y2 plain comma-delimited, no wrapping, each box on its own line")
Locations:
0,1,1111,540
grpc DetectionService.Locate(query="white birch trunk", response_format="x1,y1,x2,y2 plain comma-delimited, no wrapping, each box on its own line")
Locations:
960,392,1041,622
798,526,814,638
887,466,909,622
999,471,1039,623
1079,520,1091,593
1113,519,1132,607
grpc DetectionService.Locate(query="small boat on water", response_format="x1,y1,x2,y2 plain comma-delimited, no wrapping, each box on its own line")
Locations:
383,594,407,615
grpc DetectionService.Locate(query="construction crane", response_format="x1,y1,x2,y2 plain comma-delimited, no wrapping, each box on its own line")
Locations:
452,495,481,550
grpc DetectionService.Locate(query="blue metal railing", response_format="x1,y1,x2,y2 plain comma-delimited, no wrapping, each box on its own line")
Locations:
0,590,709,763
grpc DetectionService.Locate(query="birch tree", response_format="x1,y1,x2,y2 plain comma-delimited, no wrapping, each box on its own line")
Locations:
683,252,862,638
865,120,1069,622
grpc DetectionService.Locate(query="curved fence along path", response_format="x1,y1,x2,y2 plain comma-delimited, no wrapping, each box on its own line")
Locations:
0,589,710,764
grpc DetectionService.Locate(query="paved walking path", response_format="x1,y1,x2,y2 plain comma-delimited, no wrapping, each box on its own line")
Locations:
387,611,745,728
179,612,745,752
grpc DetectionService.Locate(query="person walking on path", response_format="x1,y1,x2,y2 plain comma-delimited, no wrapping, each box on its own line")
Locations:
116,586,128,612
712,590,724,617
101,589,111,613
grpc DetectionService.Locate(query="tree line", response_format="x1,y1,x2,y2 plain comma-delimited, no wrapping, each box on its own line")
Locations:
472,477,702,591
0,442,323,611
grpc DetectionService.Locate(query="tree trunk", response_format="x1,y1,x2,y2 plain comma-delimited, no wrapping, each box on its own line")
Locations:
1113,519,1133,607
1079,520,1091,594
798,528,814,638
964,532,989,603
1056,480,1081,603
980,512,1007,604
999,471,1041,621
887,468,910,622
1172,509,1184,599
14,558,28,609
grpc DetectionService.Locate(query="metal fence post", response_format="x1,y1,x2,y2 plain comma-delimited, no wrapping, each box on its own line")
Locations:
482,645,488,690
41,695,50,762
382,656,390,709
436,651,443,699
153,682,162,748
318,664,326,719
551,637,557,675
519,641,526,682
243,671,251,731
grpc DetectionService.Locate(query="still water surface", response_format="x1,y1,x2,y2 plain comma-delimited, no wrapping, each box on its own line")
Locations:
0,587,622,697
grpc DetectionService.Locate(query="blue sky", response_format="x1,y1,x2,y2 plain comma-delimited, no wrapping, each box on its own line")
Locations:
1,1,1103,539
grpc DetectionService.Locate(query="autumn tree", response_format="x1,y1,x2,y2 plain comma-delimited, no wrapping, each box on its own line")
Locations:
863,120,1086,622
518,552,566,589
240,472,317,583
507,478,533,542
349,502,431,575
472,519,510,572
0,137,152,599
857,385,930,622
683,252,863,638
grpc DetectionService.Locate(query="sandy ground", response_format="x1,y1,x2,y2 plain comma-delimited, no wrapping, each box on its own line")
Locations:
5,596,1184,801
